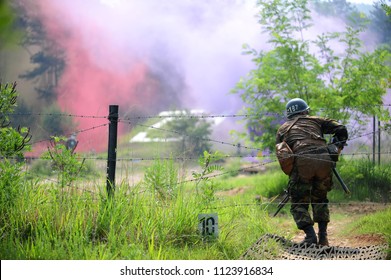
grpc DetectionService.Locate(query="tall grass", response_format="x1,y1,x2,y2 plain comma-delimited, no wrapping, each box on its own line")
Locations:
334,159,391,203
348,208,391,240
2,154,390,260
0,163,276,260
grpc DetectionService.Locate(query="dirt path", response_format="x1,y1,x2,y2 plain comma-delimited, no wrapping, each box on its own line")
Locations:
218,185,390,248
291,203,389,247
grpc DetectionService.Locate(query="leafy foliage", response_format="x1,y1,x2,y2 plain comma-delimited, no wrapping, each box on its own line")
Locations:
13,2,65,103
42,136,85,192
0,82,31,215
143,156,179,201
370,1,391,46
233,0,391,151
0,82,17,122
312,0,356,19
338,159,391,203
192,151,224,204
382,2,391,16
147,111,213,157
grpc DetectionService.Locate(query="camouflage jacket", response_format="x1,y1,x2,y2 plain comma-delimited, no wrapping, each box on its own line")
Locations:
276,115,348,153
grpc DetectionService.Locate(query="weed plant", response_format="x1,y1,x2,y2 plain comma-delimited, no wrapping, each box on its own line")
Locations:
1,156,391,259
332,159,391,203
0,153,276,260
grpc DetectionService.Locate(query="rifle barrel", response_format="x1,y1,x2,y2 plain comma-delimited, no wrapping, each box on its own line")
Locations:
332,168,350,194
273,194,290,217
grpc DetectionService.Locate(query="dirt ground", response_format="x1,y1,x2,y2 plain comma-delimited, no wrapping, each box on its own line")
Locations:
289,202,389,247
217,186,390,248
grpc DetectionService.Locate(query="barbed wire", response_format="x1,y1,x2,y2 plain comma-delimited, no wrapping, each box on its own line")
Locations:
15,156,391,209
19,159,390,205
15,174,391,208
121,105,391,120
2,119,388,180
29,123,109,145
2,110,391,213
9,150,391,163
122,119,387,154
7,108,391,154
7,103,391,121
125,121,259,151
22,170,101,198
5,112,391,170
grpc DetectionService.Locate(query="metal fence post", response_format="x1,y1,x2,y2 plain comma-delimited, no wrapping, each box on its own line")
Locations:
106,105,119,197
373,116,376,165
378,119,381,165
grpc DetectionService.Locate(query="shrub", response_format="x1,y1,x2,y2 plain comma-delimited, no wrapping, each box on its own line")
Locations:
0,82,31,216
338,159,391,202
143,156,180,200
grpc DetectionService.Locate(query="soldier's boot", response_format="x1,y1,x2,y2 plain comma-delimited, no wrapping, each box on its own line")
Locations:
300,225,317,245
318,222,329,246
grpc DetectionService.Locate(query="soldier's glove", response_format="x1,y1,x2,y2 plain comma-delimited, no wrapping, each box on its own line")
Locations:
331,136,347,150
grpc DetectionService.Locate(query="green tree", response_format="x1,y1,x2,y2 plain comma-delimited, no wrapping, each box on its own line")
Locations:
312,0,370,28
42,136,85,194
13,2,65,103
370,1,391,46
0,82,31,214
381,1,391,16
311,1,372,45
312,0,356,20
233,0,391,151
165,112,213,156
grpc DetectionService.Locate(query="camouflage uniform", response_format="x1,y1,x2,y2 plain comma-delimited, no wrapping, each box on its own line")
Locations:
276,115,348,230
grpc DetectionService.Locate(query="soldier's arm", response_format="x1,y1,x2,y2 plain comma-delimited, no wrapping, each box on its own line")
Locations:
322,119,348,147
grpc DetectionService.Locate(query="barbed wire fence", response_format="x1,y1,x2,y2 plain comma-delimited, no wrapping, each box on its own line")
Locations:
6,104,391,208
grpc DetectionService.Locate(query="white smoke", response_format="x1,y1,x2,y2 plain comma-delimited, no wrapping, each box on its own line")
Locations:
26,0,381,114
47,0,263,113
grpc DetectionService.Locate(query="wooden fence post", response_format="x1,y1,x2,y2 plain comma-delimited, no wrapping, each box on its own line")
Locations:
106,105,119,197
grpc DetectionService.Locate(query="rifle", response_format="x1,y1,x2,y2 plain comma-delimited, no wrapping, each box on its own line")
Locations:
328,137,351,194
332,167,350,194
273,183,292,217
273,168,350,217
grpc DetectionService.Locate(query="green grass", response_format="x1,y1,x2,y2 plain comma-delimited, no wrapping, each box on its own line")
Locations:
336,158,391,203
343,208,391,258
347,208,391,242
1,157,391,260
0,178,278,260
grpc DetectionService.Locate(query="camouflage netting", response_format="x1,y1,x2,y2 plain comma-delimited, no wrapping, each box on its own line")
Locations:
241,234,389,260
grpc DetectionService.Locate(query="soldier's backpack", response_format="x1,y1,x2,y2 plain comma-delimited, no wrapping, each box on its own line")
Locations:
276,118,300,175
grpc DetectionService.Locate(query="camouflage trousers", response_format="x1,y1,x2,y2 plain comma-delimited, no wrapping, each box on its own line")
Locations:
289,149,335,230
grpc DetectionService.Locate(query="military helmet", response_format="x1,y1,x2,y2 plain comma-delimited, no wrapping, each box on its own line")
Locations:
286,98,310,118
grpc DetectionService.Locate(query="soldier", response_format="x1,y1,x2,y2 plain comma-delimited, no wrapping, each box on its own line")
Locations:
66,133,78,152
276,98,348,246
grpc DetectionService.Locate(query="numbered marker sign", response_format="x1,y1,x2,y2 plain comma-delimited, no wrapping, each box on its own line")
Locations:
198,213,218,238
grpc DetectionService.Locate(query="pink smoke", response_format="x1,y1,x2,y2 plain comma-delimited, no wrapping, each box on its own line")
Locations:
56,40,148,151
25,0,157,152
20,0,278,153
